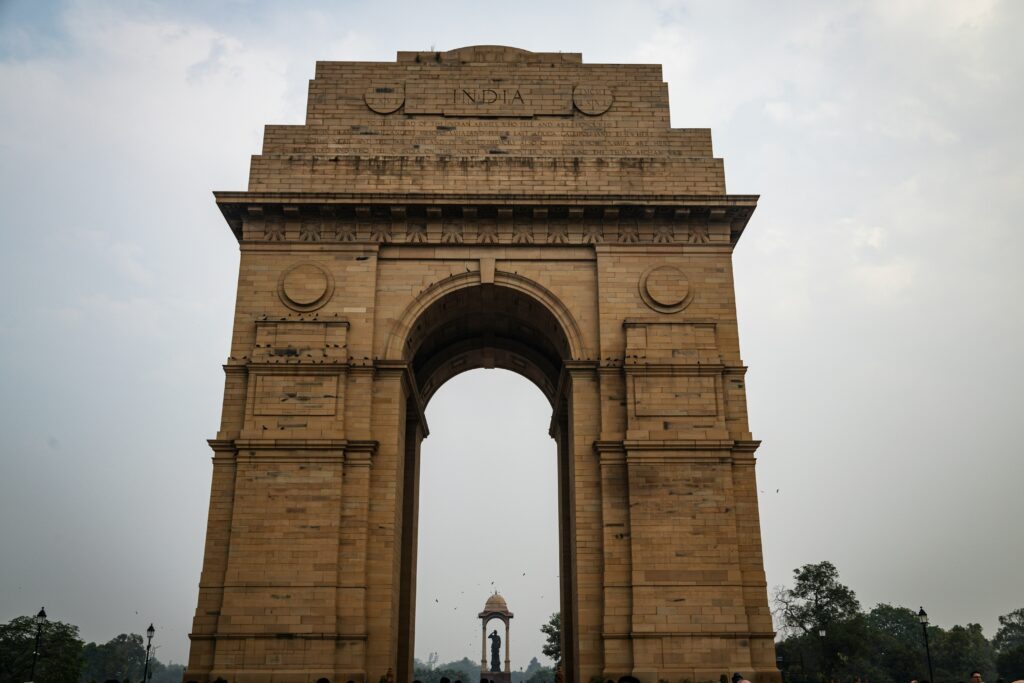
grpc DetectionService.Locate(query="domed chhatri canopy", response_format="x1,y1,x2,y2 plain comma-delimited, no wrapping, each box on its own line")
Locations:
481,592,513,617
479,592,513,678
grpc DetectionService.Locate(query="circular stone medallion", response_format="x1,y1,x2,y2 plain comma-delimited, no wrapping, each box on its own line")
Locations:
279,263,334,311
639,264,693,313
572,85,614,115
364,84,405,114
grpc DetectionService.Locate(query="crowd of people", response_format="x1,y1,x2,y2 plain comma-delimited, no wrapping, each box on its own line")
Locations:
910,672,1024,683
412,671,1024,683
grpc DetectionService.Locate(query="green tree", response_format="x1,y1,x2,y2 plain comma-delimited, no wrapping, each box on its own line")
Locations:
523,667,554,683
994,608,1024,652
412,657,478,683
859,604,926,683
540,613,560,666
79,634,145,683
776,561,862,637
0,615,84,683
995,608,1024,680
518,657,553,683
774,561,862,681
931,623,996,683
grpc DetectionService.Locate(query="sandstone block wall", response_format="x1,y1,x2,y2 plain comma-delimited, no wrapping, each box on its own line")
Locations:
184,45,779,683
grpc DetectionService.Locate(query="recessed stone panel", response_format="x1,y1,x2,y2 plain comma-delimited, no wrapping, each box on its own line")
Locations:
253,375,338,416
633,375,718,417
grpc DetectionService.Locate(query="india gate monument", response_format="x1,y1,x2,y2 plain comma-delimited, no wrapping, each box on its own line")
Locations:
184,46,778,683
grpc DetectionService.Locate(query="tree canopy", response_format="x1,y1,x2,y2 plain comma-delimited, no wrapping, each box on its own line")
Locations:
994,608,1024,680
0,614,183,683
776,561,862,637
773,562,1014,683
540,613,560,666
0,616,83,683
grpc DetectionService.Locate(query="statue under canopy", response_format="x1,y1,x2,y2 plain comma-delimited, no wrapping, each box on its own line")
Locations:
488,629,501,672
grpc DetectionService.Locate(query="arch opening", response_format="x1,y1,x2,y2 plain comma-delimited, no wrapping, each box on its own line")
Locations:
396,283,577,683
403,283,573,406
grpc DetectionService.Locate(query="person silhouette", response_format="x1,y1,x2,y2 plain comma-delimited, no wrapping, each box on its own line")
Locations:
488,629,502,672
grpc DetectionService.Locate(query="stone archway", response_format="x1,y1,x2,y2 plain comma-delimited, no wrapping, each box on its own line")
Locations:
184,46,780,683
389,280,582,683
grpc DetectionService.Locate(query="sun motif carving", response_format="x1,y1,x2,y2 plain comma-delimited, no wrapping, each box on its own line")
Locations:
370,223,392,243
337,223,357,242
477,224,499,244
442,222,464,244
407,223,427,243
264,221,285,241
299,221,321,242
547,223,568,243
582,225,603,243
512,224,534,244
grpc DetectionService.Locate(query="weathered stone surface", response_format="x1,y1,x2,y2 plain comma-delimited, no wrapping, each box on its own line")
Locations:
185,45,779,683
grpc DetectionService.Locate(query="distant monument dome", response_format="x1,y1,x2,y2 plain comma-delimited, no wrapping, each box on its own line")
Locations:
483,592,510,613
479,592,513,679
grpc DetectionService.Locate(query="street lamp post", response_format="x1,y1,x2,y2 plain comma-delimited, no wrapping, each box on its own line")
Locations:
918,607,935,683
29,607,46,683
141,624,155,683
818,628,827,683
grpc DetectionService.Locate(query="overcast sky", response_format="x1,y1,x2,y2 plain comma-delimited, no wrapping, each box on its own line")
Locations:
1,0,1022,669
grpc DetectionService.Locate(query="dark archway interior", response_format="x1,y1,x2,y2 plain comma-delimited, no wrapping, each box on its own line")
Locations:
404,284,572,405
396,284,576,683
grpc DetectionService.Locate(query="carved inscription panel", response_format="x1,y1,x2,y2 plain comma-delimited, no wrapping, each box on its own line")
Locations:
403,82,573,117
363,81,617,117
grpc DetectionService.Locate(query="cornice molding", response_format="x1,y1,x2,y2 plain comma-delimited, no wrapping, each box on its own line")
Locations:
214,192,757,246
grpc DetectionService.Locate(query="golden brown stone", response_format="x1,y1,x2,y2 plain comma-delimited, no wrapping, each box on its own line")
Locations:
184,45,779,683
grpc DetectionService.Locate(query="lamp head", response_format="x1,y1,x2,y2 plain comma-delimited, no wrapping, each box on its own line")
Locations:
147,623,155,640
917,607,929,625
35,608,46,625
